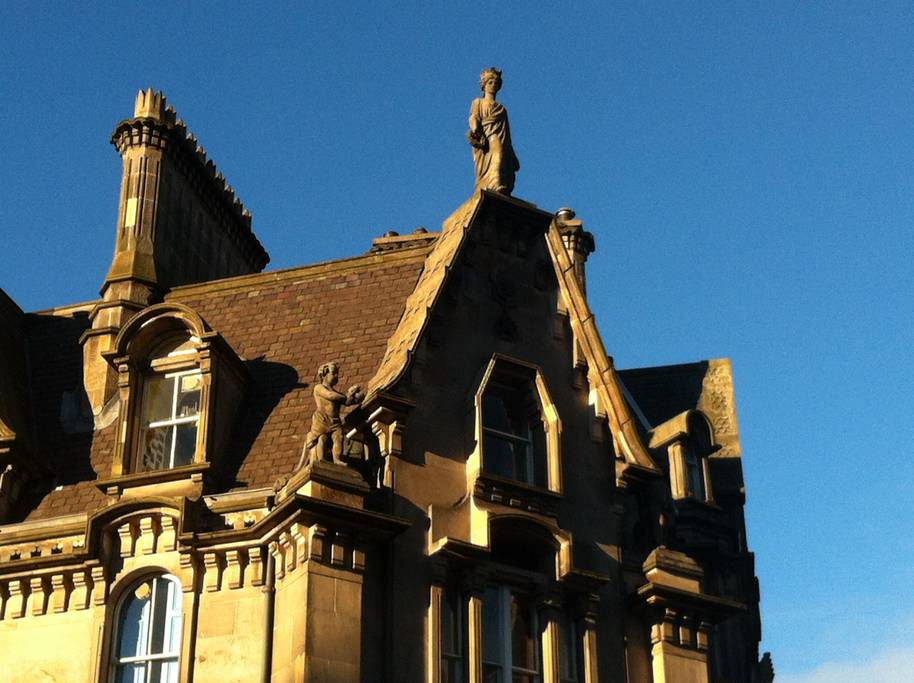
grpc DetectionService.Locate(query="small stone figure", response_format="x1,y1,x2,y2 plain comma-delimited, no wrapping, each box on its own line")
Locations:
467,67,520,195
297,362,364,469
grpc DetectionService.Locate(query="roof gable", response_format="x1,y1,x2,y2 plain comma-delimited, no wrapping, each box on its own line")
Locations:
365,190,660,480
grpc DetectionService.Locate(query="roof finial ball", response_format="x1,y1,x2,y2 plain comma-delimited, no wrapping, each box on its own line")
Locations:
466,67,520,195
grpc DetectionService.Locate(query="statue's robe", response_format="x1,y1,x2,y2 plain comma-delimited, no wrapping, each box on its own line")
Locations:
469,97,520,194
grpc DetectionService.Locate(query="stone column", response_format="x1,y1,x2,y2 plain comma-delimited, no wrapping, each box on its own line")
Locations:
649,608,710,683
427,583,445,683
537,591,562,683
580,596,600,683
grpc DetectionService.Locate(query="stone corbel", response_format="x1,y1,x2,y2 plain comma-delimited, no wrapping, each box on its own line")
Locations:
366,396,413,489
637,547,744,683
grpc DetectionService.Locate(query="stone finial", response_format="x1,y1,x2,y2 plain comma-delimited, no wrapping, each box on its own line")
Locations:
296,362,365,470
133,88,168,120
555,207,595,293
467,67,520,195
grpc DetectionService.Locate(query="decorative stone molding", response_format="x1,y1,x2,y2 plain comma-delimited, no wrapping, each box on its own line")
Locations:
0,563,108,621
472,473,562,518
111,512,179,558
649,607,713,654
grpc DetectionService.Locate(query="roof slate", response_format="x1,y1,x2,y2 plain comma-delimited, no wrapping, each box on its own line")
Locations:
19,246,430,520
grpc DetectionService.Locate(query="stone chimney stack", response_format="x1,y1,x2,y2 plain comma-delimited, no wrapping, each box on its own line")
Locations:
80,89,270,414
555,208,595,294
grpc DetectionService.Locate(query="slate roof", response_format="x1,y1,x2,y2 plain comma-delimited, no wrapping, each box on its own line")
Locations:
17,245,431,521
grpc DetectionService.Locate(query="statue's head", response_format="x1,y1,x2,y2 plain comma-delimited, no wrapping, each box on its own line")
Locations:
479,67,503,93
317,362,339,386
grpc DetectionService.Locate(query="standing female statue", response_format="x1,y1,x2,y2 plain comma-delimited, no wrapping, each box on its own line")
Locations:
467,67,520,195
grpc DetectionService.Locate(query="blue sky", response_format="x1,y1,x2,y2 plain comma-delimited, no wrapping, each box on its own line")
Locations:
2,3,912,678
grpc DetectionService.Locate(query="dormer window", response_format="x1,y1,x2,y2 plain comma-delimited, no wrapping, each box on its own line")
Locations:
471,355,562,494
649,410,718,503
101,303,247,493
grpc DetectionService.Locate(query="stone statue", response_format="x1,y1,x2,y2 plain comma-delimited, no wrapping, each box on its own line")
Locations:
467,67,520,195
297,362,365,469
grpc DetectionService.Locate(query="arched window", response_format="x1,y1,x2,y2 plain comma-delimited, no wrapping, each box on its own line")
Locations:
103,303,248,489
111,574,183,683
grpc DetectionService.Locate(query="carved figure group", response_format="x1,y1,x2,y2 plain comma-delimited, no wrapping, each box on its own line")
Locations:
298,362,364,469
467,67,520,195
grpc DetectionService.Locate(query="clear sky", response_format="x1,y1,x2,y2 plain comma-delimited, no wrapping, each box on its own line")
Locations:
2,4,912,680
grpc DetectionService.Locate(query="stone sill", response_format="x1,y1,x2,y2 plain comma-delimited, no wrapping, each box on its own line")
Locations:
96,462,210,496
473,472,562,517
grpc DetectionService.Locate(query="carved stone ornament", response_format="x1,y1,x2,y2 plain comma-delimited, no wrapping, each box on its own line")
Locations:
467,67,520,195
296,362,365,470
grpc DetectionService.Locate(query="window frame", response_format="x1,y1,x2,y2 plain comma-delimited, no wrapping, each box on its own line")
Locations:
440,585,466,683
109,573,183,683
135,365,203,473
557,609,583,683
481,584,543,683
472,355,563,495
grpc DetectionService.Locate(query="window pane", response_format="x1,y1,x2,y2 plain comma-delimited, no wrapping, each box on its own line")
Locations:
442,591,459,655
114,662,146,683
512,674,536,683
686,451,705,500
443,656,461,683
117,581,151,658
484,433,517,479
176,374,200,418
173,423,197,467
510,593,537,672
140,425,173,471
559,613,578,682
149,578,171,655
483,394,513,433
484,665,503,683
531,423,548,488
159,659,180,683
144,375,175,424
482,587,503,667
163,580,182,655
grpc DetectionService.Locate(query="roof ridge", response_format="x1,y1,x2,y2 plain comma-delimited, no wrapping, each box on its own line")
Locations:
166,243,434,300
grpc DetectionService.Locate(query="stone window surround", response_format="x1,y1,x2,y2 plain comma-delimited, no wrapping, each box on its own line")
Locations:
469,354,563,497
99,303,246,497
648,410,719,504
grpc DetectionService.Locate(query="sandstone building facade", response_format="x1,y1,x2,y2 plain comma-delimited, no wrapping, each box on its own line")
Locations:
0,90,770,683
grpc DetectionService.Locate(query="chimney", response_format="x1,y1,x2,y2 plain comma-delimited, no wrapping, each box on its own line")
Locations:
80,89,270,413
555,207,595,294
